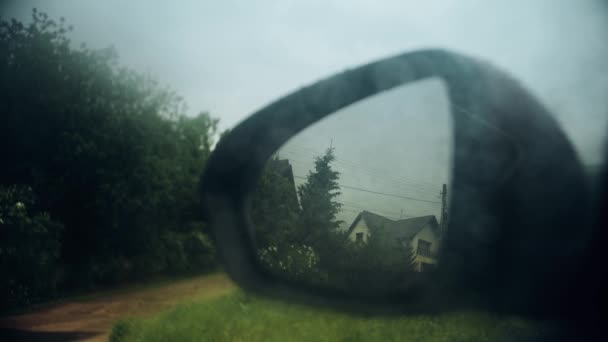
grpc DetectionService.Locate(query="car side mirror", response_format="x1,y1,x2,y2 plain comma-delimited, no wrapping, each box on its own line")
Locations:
200,49,592,318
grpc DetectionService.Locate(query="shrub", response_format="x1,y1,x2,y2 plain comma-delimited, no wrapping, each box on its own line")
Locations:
160,230,216,274
258,244,327,284
0,185,63,308
109,320,132,342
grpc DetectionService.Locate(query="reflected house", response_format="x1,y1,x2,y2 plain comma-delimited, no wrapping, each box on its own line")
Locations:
346,211,440,272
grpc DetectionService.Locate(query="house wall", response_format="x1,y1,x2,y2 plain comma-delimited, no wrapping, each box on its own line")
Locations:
348,218,370,243
410,224,439,271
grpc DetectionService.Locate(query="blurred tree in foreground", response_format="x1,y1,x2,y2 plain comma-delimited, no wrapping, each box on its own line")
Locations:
0,10,217,309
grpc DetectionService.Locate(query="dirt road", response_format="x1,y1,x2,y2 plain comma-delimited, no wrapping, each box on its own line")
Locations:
0,273,235,341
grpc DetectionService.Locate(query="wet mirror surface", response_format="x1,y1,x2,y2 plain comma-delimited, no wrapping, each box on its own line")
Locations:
251,78,453,295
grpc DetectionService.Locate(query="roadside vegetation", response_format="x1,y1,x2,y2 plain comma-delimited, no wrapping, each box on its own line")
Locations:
0,10,217,310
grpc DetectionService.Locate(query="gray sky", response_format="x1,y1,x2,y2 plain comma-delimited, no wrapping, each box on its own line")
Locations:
280,78,451,227
5,0,608,226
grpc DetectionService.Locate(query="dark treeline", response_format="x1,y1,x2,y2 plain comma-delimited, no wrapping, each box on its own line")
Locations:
0,10,217,310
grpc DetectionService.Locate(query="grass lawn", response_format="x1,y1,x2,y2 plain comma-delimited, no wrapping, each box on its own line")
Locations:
110,290,544,342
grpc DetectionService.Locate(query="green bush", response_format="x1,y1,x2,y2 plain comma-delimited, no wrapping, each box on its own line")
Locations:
110,320,133,342
0,185,63,308
323,227,418,294
160,230,216,274
258,244,327,284
0,10,219,308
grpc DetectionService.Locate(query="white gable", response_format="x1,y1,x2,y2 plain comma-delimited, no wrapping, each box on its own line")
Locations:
348,217,370,243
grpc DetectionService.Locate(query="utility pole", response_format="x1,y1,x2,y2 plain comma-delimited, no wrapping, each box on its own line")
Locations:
439,184,448,239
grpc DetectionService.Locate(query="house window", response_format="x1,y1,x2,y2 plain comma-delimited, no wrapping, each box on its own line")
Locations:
356,232,364,242
417,240,432,257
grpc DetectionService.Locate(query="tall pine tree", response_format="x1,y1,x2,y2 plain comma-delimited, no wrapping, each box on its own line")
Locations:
292,147,349,278
296,147,343,245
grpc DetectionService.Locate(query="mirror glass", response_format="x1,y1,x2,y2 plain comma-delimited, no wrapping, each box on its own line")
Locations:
251,77,453,295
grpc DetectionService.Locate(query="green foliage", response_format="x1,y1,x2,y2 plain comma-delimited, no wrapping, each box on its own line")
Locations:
362,223,417,273
252,149,347,283
158,231,217,275
110,320,134,342
258,244,327,284
0,185,63,307
294,148,354,280
252,147,420,293
327,226,419,294
251,157,300,248
110,291,541,342
0,10,218,308
296,147,343,245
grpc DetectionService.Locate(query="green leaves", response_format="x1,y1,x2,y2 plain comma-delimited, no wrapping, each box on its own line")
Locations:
252,148,347,283
297,147,343,242
251,156,301,248
0,10,218,308
252,147,419,293
0,185,63,307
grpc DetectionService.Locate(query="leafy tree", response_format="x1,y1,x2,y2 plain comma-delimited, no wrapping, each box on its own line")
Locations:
249,142,428,294
251,151,344,283
331,224,418,293
251,156,300,248
250,147,421,292
0,185,63,308
251,157,322,281
0,9,218,304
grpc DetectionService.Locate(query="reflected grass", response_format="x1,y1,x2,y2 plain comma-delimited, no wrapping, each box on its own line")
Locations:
111,290,542,342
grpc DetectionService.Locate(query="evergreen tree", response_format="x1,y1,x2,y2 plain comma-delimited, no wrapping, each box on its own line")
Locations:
296,147,343,246
291,147,349,277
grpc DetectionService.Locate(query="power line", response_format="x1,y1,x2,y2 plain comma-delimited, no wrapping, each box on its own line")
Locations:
340,183,441,204
282,145,441,195
337,201,407,220
283,145,436,191
282,149,439,198
340,206,398,220
339,199,410,218
286,142,442,189
293,175,441,204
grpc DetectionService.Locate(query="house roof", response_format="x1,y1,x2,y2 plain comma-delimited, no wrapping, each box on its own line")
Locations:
268,159,295,183
267,158,299,208
347,210,439,246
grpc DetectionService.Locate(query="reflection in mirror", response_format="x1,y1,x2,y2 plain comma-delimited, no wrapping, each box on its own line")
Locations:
251,78,452,295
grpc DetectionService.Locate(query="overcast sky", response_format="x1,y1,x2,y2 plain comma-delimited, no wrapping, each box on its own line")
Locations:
4,1,608,226
280,78,451,226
